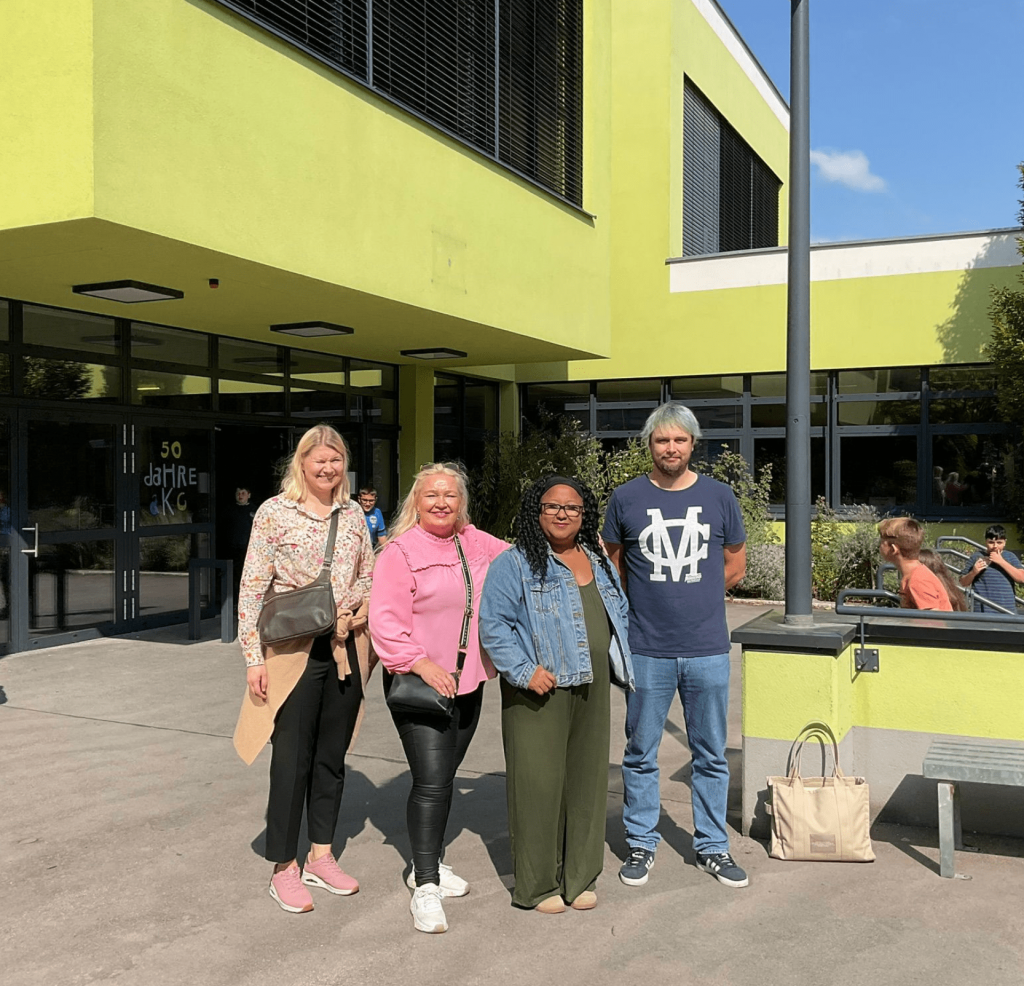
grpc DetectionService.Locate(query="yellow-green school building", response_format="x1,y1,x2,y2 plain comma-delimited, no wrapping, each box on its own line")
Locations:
0,0,1019,652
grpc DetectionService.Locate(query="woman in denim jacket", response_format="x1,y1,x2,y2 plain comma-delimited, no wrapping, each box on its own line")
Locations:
480,475,634,913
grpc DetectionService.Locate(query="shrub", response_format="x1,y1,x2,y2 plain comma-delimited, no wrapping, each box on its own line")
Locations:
811,497,883,601
737,543,786,600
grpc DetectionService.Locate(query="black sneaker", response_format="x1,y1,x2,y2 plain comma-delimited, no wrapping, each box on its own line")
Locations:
618,847,655,886
694,851,749,888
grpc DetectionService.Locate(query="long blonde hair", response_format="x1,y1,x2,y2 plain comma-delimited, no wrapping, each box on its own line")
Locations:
280,425,351,505
390,462,471,540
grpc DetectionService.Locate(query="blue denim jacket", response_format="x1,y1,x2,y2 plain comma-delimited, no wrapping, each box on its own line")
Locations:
479,544,635,691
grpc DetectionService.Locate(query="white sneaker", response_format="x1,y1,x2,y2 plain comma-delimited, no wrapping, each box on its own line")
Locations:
410,883,448,934
406,861,470,897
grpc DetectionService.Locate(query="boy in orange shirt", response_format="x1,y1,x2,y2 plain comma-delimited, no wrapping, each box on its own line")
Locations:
878,517,953,612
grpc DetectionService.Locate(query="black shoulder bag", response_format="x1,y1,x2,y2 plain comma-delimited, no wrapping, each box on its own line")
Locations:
385,533,473,719
257,511,339,646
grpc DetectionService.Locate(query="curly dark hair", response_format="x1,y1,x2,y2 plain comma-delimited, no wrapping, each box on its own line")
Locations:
514,476,614,583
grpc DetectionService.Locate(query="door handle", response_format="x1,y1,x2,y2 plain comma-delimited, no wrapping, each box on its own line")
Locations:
21,524,39,557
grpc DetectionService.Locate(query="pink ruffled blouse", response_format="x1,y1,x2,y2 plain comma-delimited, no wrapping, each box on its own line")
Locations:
369,524,508,695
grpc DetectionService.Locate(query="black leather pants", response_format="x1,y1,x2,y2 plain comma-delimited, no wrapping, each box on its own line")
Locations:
385,676,484,886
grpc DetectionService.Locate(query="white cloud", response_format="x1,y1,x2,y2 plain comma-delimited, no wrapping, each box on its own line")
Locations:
809,149,887,193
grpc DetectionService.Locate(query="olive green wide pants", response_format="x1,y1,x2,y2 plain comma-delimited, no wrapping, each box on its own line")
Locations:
500,655,610,908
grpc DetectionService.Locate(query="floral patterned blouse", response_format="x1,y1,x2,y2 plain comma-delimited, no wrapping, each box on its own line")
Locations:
238,496,374,666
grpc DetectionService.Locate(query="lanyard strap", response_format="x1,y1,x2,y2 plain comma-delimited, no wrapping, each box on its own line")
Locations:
453,534,474,678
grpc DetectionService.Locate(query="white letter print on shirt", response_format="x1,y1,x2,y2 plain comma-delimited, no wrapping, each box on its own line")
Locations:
638,507,710,583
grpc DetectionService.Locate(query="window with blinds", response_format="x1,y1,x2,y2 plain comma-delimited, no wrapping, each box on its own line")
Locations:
682,80,780,256
214,0,583,207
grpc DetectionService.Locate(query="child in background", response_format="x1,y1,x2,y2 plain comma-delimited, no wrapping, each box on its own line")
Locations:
878,517,953,612
918,548,967,612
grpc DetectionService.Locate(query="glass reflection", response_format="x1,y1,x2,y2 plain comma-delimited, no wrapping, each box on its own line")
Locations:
137,426,211,527
23,358,119,403
28,420,116,530
29,540,114,636
754,437,826,504
23,306,119,356
138,535,192,618
837,368,920,395
670,376,743,400
132,369,211,410
218,378,285,415
840,437,918,508
931,435,1014,510
132,323,210,366
837,400,920,426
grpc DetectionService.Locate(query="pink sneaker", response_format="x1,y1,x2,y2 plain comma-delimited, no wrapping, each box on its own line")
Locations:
269,864,314,913
301,852,360,896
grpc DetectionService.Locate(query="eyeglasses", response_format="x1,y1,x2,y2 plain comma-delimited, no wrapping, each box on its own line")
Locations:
540,502,584,517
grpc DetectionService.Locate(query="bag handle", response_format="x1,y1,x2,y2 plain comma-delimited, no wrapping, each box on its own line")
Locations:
451,533,474,690
788,720,844,780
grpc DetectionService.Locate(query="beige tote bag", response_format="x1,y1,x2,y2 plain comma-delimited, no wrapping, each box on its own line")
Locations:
767,723,875,862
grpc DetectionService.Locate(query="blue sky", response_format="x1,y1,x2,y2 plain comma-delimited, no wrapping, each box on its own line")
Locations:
719,0,1024,243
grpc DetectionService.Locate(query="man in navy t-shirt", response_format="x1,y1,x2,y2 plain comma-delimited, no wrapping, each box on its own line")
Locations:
958,524,1024,614
603,402,748,890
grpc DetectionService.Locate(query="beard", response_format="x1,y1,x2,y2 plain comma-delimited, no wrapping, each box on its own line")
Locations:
654,455,690,477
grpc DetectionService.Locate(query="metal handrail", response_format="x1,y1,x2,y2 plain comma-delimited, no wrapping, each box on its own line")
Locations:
836,588,1024,622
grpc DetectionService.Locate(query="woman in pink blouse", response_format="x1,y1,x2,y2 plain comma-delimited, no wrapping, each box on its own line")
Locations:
369,463,507,934
233,425,375,914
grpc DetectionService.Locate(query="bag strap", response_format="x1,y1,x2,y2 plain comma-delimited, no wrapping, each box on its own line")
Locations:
312,511,341,586
452,534,474,684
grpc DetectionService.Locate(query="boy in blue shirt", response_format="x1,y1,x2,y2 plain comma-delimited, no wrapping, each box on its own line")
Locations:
958,524,1024,613
357,487,388,548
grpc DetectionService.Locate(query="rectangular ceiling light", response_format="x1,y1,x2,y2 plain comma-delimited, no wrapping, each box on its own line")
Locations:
270,321,354,338
73,280,184,303
401,347,468,360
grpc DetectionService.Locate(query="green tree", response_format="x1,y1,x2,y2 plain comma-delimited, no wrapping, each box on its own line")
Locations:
983,163,1024,522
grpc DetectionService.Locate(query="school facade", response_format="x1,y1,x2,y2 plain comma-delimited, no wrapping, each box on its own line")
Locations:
0,0,1019,652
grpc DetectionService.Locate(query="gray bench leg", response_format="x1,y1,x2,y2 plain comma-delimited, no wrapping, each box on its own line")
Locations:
937,781,962,878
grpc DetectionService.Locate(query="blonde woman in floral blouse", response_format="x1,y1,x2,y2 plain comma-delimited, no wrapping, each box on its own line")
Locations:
233,424,375,914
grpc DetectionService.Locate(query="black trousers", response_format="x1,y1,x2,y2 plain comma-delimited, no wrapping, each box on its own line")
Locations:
384,674,484,886
264,635,363,863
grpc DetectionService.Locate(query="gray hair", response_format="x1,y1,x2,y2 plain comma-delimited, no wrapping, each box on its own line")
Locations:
640,402,702,444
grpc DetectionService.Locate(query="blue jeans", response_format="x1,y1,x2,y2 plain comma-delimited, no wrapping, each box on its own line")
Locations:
621,652,731,856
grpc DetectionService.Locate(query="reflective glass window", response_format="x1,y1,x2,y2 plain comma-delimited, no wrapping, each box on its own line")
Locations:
597,407,656,432
137,426,212,526
27,420,116,530
290,351,347,387
29,540,115,636
523,382,590,428
596,379,661,402
929,398,998,424
132,323,209,366
837,368,920,395
931,434,1014,510
837,400,919,426
218,378,285,415
131,370,211,410
291,389,348,417
752,403,827,427
754,436,826,503
350,360,396,393
693,405,742,429
218,338,286,376
839,436,918,508
23,358,119,403
351,396,396,424
750,372,827,398
0,299,8,342
22,306,120,356
692,438,740,468
929,366,998,393
670,375,743,400
465,382,498,432
138,534,193,617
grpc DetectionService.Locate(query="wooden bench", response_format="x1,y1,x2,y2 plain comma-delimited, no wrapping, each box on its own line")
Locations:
922,739,1024,878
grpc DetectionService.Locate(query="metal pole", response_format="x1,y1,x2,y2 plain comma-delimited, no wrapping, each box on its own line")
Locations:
784,0,812,624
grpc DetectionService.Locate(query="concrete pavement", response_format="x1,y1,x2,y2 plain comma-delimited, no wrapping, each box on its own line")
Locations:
2,603,1023,986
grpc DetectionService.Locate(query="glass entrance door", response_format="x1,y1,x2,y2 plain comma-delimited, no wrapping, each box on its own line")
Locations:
14,410,126,649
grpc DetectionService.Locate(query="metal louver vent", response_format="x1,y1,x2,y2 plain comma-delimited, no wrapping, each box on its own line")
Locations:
214,0,583,207
683,79,780,255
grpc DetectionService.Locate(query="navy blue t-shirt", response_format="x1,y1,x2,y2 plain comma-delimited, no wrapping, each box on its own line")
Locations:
602,474,746,658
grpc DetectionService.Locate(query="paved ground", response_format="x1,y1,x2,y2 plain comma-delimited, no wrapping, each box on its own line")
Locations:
2,602,1023,986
